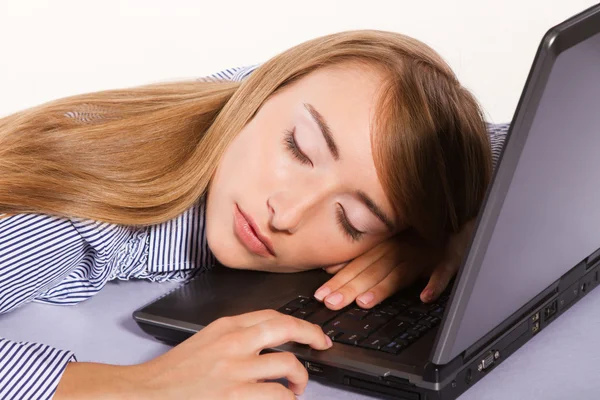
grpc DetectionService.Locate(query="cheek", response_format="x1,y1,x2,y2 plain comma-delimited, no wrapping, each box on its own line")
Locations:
281,217,387,269
221,129,270,187
248,127,298,190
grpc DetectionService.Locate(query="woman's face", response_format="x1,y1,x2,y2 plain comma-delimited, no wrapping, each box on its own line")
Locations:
206,62,404,272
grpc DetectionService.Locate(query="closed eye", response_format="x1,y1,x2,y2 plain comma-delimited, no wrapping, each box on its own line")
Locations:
336,204,364,242
283,127,312,166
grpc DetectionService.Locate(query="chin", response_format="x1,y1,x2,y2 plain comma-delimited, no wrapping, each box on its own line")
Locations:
213,254,248,270
207,237,260,270
208,244,242,269
211,249,281,272
206,226,237,268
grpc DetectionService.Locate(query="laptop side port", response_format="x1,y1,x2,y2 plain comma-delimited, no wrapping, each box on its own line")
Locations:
477,350,499,372
543,300,557,321
465,368,473,384
532,321,540,334
305,361,324,374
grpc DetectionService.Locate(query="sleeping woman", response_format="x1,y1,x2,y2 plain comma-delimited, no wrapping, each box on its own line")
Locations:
0,29,507,400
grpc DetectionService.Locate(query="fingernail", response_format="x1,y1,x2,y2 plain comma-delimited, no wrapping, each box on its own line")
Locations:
422,288,434,302
357,292,375,305
314,287,331,301
325,335,333,347
325,292,343,306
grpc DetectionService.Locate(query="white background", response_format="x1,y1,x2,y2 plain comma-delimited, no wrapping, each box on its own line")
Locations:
0,0,598,122
1,3,600,399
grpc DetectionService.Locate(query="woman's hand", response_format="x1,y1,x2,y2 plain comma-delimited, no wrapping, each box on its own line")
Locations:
56,310,332,400
314,220,476,309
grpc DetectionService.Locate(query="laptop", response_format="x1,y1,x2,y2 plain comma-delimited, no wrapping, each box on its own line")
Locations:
133,4,600,399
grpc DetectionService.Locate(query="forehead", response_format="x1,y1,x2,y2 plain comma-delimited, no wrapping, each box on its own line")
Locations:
282,63,399,226
291,62,385,104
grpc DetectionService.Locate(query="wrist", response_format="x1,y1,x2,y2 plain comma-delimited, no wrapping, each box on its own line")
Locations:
55,362,148,400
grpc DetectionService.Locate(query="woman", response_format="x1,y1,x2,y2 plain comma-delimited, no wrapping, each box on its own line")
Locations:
0,30,507,399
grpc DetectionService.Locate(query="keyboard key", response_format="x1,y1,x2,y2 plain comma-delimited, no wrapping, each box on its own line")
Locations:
326,317,383,336
406,324,429,337
418,316,434,328
381,340,408,355
286,296,314,309
409,303,431,314
370,320,409,341
278,306,297,315
364,312,391,325
396,310,424,323
336,333,365,346
391,299,414,309
343,307,370,320
405,309,425,319
324,328,343,341
378,305,402,316
406,333,417,342
429,307,445,318
397,332,418,343
417,319,432,328
305,307,340,326
406,329,422,338
291,308,315,320
358,337,389,350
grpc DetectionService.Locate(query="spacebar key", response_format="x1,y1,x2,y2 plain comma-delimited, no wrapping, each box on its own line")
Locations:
305,307,340,326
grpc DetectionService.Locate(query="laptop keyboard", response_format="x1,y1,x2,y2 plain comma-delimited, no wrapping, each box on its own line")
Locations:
278,291,449,355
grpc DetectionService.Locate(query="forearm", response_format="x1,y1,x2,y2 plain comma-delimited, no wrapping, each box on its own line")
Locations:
55,362,149,400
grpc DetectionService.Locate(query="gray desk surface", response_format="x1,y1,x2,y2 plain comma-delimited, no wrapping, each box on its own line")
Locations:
1,278,599,399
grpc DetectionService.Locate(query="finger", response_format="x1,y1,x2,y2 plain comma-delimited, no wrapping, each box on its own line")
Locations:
420,260,458,303
322,259,398,310
233,314,333,355
201,309,285,342
322,262,348,274
363,264,422,306
220,309,283,329
314,249,389,302
233,382,295,400
237,352,308,395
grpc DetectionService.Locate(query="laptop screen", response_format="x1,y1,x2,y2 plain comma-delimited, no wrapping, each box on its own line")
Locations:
433,22,600,364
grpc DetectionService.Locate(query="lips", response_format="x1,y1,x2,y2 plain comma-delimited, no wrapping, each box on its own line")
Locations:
234,203,276,257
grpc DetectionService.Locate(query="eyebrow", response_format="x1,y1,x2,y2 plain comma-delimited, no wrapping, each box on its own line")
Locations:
356,190,396,232
304,102,339,161
303,102,396,232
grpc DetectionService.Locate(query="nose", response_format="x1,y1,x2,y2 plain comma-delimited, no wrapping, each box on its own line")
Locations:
267,188,326,234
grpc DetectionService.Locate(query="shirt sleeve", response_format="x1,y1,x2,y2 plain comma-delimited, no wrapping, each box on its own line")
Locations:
0,213,87,400
0,338,77,400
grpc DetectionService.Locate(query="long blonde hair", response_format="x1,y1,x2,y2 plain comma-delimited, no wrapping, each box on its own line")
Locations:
0,30,491,248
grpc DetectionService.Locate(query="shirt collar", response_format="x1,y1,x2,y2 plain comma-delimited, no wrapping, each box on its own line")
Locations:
147,196,216,273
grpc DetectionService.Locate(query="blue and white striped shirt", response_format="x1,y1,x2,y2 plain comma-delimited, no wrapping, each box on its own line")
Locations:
0,63,509,399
